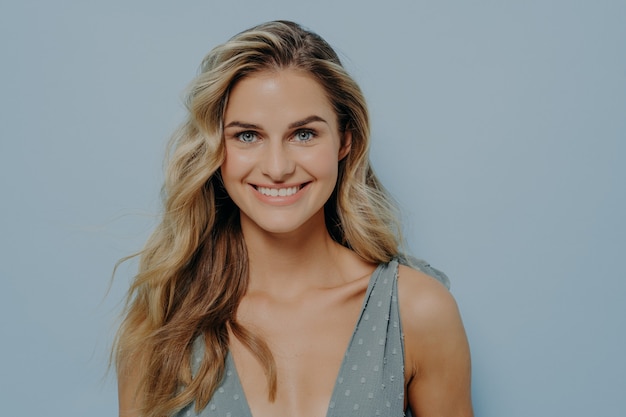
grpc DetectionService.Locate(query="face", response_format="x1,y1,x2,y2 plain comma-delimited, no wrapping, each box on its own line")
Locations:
221,69,351,237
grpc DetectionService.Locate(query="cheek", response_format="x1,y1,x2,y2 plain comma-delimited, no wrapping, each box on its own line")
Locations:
221,150,253,181
302,149,340,179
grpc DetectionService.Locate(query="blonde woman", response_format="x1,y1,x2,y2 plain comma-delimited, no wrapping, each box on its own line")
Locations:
115,20,473,417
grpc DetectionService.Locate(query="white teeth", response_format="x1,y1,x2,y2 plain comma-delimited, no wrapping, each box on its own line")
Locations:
257,186,299,197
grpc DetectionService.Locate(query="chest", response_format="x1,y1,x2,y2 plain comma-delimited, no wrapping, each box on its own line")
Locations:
180,262,406,417
229,284,366,417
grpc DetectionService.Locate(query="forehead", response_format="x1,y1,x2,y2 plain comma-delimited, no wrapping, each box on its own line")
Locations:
224,69,336,127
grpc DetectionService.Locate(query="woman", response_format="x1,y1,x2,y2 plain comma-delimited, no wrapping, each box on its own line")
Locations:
116,20,473,417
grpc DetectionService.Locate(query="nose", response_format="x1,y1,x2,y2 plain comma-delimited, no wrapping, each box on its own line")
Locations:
261,140,295,181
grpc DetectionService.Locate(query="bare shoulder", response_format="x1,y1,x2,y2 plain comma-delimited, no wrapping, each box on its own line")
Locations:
397,264,474,416
396,263,467,361
396,264,462,331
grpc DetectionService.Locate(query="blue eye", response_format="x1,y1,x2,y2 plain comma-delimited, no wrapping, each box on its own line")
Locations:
294,130,314,142
237,131,258,143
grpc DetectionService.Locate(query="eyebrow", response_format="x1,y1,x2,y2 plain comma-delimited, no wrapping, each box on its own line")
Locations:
224,115,328,130
288,115,328,129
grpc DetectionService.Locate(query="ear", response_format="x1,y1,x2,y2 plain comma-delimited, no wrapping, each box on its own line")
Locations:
338,130,352,161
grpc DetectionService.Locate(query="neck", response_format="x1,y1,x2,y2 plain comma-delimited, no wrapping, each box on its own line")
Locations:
240,216,353,295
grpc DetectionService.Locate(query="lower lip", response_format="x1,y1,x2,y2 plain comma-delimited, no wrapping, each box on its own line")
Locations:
251,183,310,206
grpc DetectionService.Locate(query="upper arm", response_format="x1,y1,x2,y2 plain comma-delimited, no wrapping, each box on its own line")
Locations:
118,363,143,417
398,265,473,417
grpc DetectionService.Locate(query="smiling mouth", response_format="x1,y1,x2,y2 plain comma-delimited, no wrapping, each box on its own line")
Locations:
254,184,308,197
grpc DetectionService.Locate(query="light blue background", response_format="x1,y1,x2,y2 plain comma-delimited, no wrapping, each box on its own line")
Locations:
1,1,624,416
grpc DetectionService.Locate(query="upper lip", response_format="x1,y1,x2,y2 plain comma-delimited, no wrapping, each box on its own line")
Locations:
251,182,309,189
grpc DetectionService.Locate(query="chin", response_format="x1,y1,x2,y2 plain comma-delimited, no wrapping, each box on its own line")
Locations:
254,222,307,236
241,212,324,237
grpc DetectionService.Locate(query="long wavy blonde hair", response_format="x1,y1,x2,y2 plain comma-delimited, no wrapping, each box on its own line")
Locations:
114,20,403,417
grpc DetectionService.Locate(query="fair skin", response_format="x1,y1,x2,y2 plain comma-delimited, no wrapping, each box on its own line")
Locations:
118,68,472,417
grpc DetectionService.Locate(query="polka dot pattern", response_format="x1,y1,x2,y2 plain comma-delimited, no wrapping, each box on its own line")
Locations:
176,260,416,417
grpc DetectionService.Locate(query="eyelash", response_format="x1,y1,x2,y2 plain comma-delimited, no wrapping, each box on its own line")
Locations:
234,129,317,143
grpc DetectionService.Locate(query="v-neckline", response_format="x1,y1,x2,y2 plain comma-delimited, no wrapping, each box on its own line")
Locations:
226,262,385,417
